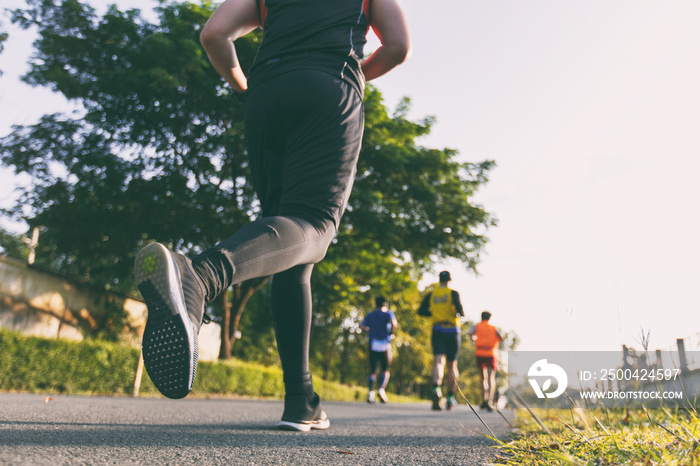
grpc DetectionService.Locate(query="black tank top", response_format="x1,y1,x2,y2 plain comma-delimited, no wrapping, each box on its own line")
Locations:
249,0,370,96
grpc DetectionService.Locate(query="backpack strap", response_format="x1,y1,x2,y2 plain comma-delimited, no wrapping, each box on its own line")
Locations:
256,0,268,30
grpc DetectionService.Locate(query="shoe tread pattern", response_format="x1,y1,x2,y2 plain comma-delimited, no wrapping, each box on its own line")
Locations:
135,243,197,400
139,280,197,399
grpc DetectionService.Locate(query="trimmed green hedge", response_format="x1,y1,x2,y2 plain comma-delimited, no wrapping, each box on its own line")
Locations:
0,328,413,402
0,327,140,395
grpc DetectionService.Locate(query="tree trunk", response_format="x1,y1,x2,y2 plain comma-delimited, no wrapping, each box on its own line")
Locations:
339,328,350,385
217,292,232,359
217,276,270,360
322,334,335,380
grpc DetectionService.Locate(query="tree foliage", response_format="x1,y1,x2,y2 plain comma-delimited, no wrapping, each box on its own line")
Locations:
304,89,495,388
3,0,259,290
0,27,7,76
0,11,9,76
0,228,29,261
349,92,494,270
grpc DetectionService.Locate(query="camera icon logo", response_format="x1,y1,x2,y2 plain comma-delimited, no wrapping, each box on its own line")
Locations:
528,359,568,399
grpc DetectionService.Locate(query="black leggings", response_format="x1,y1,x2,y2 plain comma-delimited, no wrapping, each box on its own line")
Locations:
193,70,364,396
369,349,391,373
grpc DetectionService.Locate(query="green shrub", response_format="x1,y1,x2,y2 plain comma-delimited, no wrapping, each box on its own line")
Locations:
0,328,416,402
0,328,139,395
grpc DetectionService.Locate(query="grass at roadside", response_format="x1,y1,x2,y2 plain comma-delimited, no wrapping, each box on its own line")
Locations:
0,327,416,403
492,404,700,465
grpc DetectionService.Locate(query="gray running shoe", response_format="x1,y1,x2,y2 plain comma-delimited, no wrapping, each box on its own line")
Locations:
277,393,330,432
135,242,206,399
377,388,389,403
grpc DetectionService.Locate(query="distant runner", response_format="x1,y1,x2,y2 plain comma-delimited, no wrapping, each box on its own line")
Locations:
361,297,398,403
468,311,502,411
418,271,464,410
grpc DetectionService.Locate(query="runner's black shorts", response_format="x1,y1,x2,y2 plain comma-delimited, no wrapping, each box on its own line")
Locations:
431,328,461,361
244,69,364,232
369,349,392,372
476,355,497,370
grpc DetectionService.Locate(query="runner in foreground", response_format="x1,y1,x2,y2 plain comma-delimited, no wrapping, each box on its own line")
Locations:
134,0,411,431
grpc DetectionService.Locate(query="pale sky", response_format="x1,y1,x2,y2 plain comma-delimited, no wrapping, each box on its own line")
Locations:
2,0,699,353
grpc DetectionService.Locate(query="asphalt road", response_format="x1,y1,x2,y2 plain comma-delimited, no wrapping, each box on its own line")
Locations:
0,393,513,465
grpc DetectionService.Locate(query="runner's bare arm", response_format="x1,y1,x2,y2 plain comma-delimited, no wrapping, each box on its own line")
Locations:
362,0,412,81
200,0,260,93
417,293,432,316
452,291,464,316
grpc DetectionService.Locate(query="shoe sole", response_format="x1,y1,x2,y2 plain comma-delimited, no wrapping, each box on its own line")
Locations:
135,243,197,399
277,416,330,432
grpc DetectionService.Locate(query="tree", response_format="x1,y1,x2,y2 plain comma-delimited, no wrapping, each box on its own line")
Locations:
306,89,495,387
349,92,494,271
2,0,263,354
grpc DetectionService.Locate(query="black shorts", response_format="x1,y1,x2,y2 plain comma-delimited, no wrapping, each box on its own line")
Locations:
476,356,497,370
431,328,461,361
244,69,364,231
369,349,391,373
